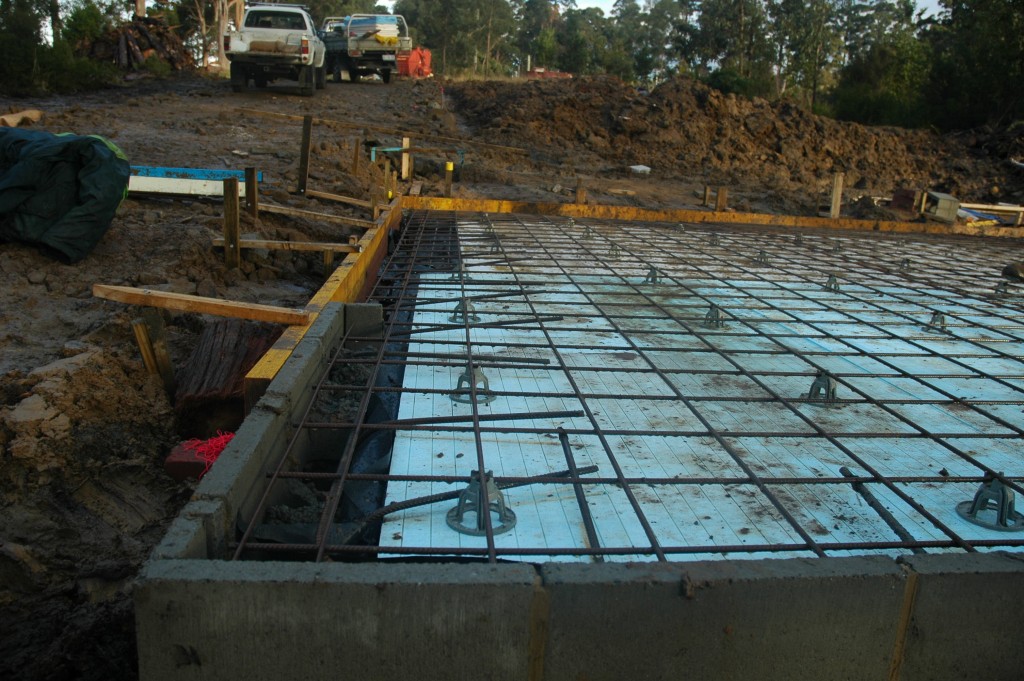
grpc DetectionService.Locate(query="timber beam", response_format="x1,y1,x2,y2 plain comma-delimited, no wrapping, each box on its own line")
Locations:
401,196,1024,239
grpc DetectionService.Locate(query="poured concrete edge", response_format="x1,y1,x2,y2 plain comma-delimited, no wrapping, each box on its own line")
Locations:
136,551,1024,681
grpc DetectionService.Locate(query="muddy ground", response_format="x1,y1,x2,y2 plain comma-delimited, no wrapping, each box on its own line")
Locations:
1,72,1021,680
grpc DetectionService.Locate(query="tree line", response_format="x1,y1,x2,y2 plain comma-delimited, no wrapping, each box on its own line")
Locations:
1,0,1021,131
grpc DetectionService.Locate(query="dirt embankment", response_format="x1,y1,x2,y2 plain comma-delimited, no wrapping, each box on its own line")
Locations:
1,72,1022,680
448,75,1023,206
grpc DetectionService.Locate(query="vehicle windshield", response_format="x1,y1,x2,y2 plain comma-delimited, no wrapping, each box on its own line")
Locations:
245,11,307,30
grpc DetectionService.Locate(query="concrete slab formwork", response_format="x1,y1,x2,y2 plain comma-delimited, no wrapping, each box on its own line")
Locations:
137,211,1024,680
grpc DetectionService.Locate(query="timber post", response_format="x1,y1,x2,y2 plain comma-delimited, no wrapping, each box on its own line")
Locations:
401,136,412,180
142,308,176,395
575,178,587,205
714,187,729,212
223,177,241,269
297,114,312,195
830,172,845,219
444,161,454,197
352,136,362,175
244,167,259,219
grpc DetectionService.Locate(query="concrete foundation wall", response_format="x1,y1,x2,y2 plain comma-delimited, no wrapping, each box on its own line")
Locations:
136,554,1024,681
136,302,1024,681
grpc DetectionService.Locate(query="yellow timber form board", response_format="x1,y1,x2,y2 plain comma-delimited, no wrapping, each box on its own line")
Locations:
244,198,401,389
402,196,1024,239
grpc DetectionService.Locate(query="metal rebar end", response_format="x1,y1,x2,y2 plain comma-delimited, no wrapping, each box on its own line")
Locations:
807,370,838,404
709,234,721,246
824,273,840,291
643,266,660,284
583,225,594,238
899,257,911,271
446,470,517,536
956,473,1024,532
451,363,496,404
610,242,621,258
755,249,769,264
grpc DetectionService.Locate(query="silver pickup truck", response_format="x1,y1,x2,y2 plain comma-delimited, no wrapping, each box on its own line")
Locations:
224,4,327,96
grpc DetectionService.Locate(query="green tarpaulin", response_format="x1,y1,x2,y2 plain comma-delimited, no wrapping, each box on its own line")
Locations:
0,128,129,263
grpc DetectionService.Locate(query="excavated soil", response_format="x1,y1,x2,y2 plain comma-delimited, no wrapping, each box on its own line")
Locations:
1,72,1022,680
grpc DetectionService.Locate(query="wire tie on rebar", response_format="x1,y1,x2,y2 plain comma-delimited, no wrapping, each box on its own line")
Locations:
610,243,621,258
995,281,1010,294
922,311,947,333
899,258,911,271
755,249,769,264
451,362,496,404
806,370,838,405
955,472,1024,532
446,469,517,536
703,304,726,328
450,299,481,324
643,266,660,284
824,273,840,291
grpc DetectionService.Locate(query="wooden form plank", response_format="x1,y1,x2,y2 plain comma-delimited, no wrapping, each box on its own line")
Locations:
305,188,373,209
132,166,262,181
92,284,311,326
128,175,248,197
259,202,375,229
211,237,358,254
401,195,1024,239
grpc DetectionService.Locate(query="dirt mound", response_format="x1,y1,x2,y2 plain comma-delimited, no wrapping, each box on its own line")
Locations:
447,75,1023,204
0,348,187,681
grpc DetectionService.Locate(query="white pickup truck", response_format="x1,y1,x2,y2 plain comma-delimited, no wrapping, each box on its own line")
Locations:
224,4,327,96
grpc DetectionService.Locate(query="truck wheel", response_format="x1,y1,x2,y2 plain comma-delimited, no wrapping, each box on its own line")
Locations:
315,65,326,90
350,69,360,84
299,65,314,96
230,62,248,92
382,69,392,84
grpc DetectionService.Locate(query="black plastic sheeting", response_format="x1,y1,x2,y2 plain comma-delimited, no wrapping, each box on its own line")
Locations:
0,128,130,263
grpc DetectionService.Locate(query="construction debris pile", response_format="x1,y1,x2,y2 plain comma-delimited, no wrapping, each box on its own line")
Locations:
448,75,1023,205
76,16,194,71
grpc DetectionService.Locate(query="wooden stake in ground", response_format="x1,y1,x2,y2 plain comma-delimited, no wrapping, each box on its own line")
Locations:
830,172,845,219
575,178,587,205
715,187,729,212
445,161,454,197
401,136,412,180
297,114,313,195
245,167,259,218
141,308,176,394
223,177,241,269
